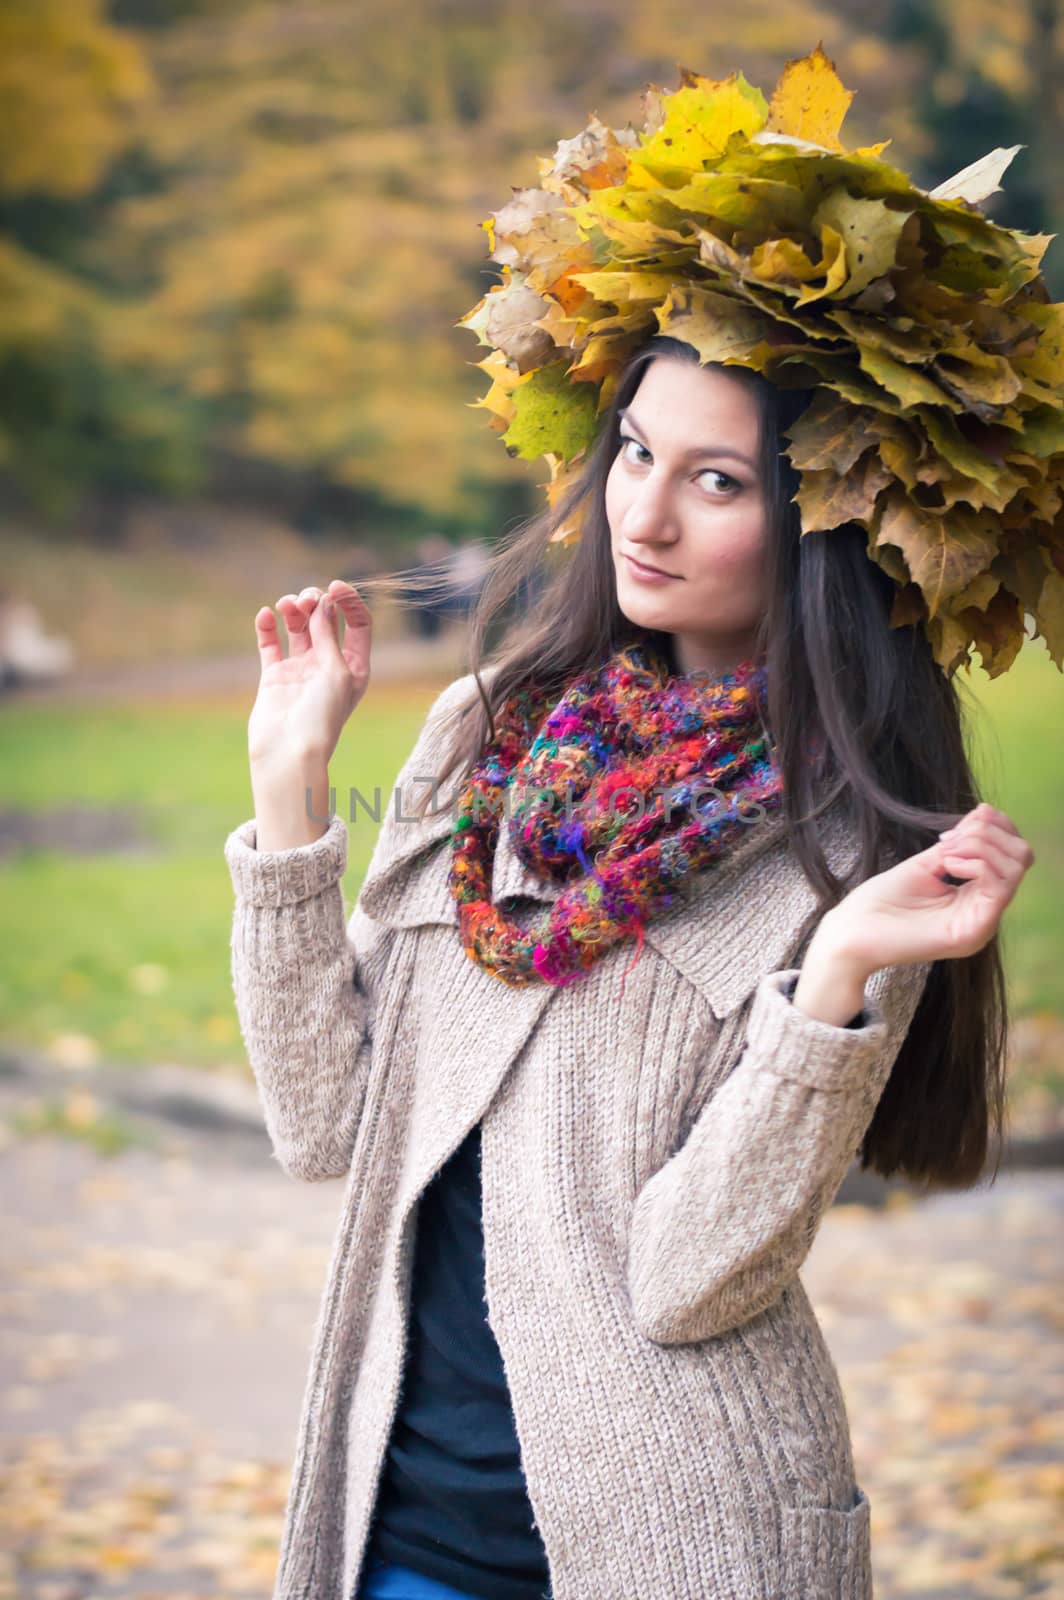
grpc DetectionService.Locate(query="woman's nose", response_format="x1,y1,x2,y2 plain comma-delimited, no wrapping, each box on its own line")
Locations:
624,481,680,543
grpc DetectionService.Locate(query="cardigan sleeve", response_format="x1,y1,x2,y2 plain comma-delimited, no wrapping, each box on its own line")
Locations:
625,956,931,1344
224,811,396,1182
222,671,481,1183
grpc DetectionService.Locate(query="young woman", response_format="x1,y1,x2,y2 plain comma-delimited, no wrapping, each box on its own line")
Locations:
225,340,1034,1600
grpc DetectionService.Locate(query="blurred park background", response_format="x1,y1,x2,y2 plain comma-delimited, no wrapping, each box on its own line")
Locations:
1,3,1062,1598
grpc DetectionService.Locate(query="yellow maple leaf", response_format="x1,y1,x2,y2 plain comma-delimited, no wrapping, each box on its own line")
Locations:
631,70,767,181
766,42,855,153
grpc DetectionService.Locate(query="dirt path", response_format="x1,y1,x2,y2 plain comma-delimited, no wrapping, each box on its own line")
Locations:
1,1082,1061,1600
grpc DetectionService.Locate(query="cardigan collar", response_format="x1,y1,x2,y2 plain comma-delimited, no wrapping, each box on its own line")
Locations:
356,768,561,916
356,763,861,1019
641,802,859,1014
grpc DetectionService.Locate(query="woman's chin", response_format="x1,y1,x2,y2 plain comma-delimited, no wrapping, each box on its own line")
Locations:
616,585,682,631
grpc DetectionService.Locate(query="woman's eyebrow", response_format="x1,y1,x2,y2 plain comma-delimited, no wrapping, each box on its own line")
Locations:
617,407,756,471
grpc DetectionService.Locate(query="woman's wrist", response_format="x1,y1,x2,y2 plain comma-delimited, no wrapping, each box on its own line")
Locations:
791,910,875,1028
251,757,333,851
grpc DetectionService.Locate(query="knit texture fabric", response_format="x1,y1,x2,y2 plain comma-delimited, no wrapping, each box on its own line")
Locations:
224,671,933,1600
449,643,783,988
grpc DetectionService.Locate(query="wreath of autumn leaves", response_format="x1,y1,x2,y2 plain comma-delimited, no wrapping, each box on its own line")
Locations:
456,45,1064,678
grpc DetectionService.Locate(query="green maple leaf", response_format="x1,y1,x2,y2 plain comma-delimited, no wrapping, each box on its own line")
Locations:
502,361,599,462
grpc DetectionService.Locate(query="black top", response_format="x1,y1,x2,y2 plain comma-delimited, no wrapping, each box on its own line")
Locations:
364,1122,552,1600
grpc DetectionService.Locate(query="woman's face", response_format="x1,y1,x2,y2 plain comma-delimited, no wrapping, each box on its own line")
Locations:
604,356,769,677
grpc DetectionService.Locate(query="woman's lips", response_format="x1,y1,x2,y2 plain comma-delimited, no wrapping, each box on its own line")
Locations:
624,552,681,583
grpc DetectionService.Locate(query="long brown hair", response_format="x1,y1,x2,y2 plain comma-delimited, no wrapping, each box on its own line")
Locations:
358,335,1008,1191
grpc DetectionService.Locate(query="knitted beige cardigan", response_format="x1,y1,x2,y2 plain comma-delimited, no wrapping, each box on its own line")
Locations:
224,670,931,1600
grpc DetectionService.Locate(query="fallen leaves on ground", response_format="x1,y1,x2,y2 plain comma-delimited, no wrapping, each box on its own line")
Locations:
806,1181,1064,1597
0,1114,1061,1597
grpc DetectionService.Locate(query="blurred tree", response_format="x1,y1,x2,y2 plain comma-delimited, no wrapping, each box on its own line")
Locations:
0,0,205,520
885,0,1064,293
0,0,151,200
7,0,1061,532
92,0,907,528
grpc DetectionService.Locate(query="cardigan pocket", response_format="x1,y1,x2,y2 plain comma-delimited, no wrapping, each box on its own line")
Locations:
773,1483,872,1600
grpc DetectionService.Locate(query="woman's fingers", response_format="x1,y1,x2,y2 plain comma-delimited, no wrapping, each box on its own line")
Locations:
307,587,342,660
938,833,1017,887
981,825,1034,868
983,803,1022,838
321,580,372,675
276,593,313,656
262,581,367,667
946,851,1015,953
325,580,369,621
254,606,283,670
293,587,325,654
938,827,1032,924
939,813,1034,872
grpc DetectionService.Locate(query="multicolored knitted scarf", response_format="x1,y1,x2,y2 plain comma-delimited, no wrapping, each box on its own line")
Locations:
447,642,784,990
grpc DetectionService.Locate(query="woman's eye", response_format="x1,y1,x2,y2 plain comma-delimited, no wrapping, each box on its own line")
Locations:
619,436,650,466
618,435,739,494
697,468,740,494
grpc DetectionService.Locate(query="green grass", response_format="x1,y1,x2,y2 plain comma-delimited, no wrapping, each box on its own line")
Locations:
962,644,1064,1015
0,645,1061,1077
0,680,451,1073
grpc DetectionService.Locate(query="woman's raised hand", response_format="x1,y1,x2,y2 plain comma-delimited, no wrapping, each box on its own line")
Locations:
824,802,1035,976
793,802,1034,1026
248,580,371,780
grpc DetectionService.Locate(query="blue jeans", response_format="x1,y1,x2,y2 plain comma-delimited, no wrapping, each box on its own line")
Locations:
357,1558,482,1600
